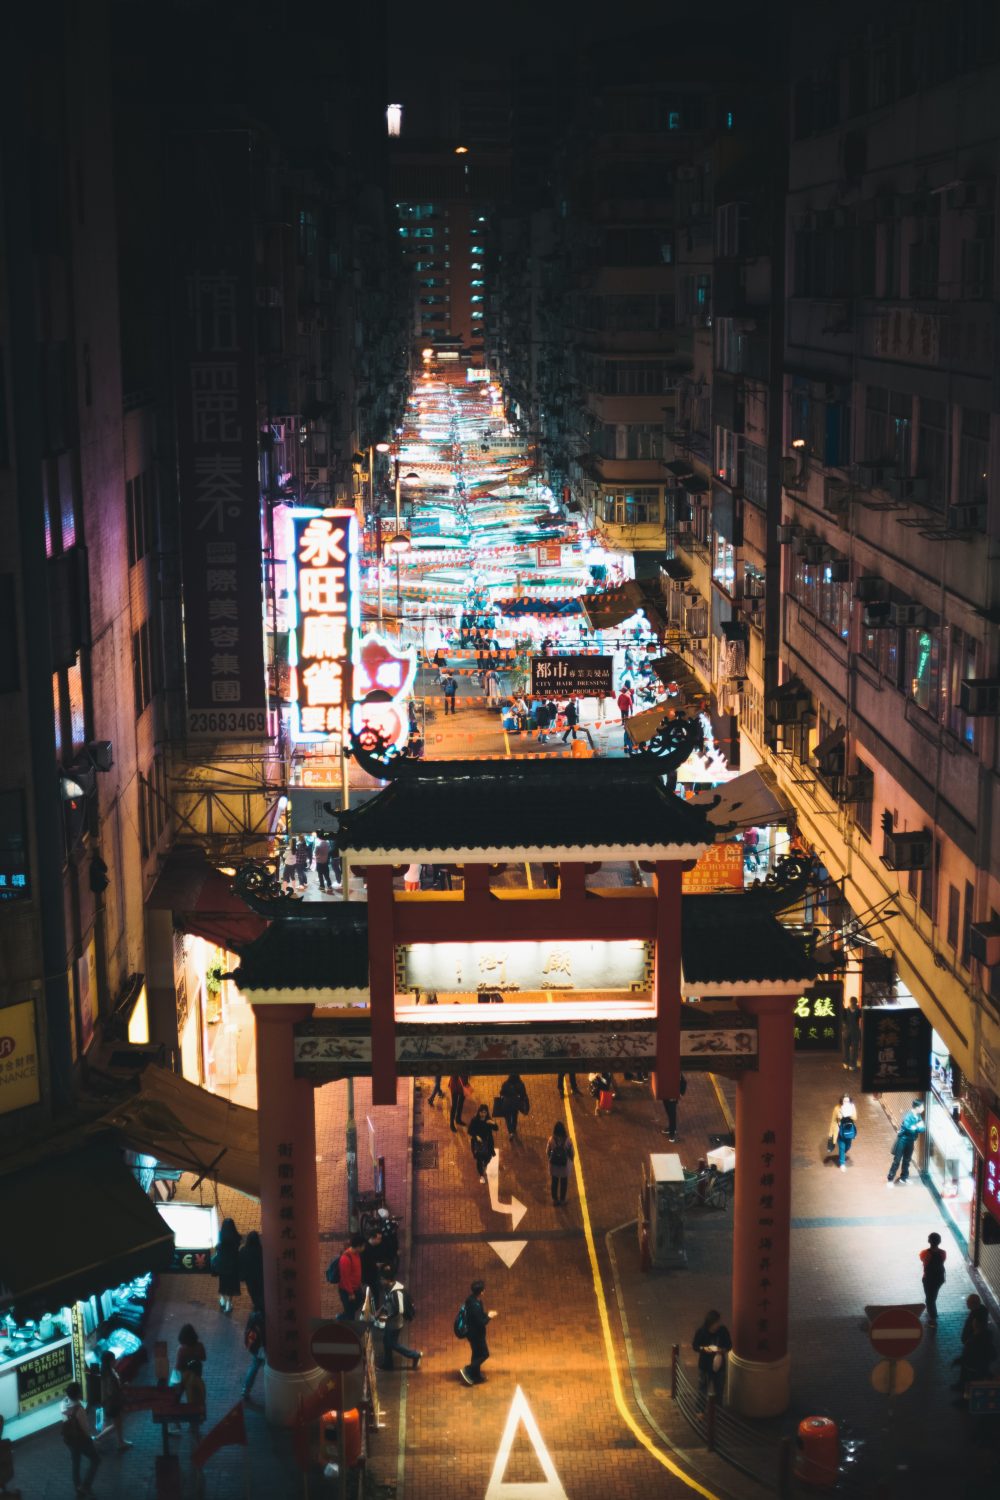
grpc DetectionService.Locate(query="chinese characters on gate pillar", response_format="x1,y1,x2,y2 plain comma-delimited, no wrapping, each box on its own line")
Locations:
290,510,359,742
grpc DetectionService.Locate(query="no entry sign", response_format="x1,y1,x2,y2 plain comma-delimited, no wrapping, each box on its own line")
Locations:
310,1321,362,1375
869,1307,923,1360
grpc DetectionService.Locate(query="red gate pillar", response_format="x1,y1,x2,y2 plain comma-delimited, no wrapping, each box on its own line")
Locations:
728,993,796,1417
652,861,683,1099
254,1004,323,1424
366,865,398,1106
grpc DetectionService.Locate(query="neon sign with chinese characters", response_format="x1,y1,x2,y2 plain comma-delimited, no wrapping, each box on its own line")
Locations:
289,508,359,742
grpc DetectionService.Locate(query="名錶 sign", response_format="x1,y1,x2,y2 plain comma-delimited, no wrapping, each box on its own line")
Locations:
861,1004,931,1094
793,982,843,1052
172,130,267,738
290,509,359,742
530,654,614,698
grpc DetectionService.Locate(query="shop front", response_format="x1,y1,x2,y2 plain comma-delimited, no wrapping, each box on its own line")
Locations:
925,1031,978,1249
0,1137,173,1440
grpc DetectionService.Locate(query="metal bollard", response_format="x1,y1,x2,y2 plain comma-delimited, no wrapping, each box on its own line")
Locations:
705,1392,717,1451
670,1344,680,1401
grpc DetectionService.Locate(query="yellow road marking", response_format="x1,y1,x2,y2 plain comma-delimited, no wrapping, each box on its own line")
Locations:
709,1072,735,1135
571,1120,723,1499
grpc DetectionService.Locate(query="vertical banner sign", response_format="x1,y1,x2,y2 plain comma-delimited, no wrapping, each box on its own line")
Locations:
0,1000,41,1115
984,1110,1000,1227
290,509,358,741
792,982,843,1051
861,1004,932,1094
172,131,267,737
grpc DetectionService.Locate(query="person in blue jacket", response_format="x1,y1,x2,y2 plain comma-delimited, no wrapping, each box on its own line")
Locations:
887,1099,925,1186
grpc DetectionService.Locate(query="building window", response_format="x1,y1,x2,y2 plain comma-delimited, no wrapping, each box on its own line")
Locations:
600,424,664,461
947,625,978,747
125,470,157,568
918,398,948,508
0,575,18,693
906,626,940,714
961,880,975,969
600,489,660,526
712,535,735,592
714,427,742,487
853,759,874,839
947,884,961,949
908,204,940,298
132,620,153,719
958,408,989,508
743,442,767,507
716,202,749,257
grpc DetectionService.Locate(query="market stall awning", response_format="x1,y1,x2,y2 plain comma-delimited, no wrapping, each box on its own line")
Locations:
100,1065,260,1198
146,851,267,953
0,1136,174,1314
694,767,794,829
495,596,582,617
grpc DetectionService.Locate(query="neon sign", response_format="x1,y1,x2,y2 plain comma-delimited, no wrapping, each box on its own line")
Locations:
351,631,417,763
289,508,359,742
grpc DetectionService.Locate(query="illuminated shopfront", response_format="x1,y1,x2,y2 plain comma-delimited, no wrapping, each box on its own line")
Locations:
926,1030,978,1249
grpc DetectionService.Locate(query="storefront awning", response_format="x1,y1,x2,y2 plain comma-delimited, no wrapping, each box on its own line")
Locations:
146,851,268,952
694,767,794,829
100,1065,259,1199
0,1136,174,1314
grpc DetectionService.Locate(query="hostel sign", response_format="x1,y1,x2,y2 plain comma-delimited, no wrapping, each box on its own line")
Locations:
290,509,359,742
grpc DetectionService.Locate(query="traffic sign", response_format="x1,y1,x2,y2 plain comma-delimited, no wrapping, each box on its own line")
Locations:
870,1358,914,1395
869,1307,923,1360
968,1381,1000,1415
310,1321,362,1375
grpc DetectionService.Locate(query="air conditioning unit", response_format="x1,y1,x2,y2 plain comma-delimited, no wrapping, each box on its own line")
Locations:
827,559,851,583
880,814,932,871
803,540,828,564
841,772,874,803
959,678,1000,716
856,462,895,490
889,601,928,628
886,475,928,503
969,919,1000,968
766,689,812,725
947,182,980,209
863,601,892,628
776,523,800,545
823,479,851,514
947,503,986,532
855,575,889,603
304,466,331,486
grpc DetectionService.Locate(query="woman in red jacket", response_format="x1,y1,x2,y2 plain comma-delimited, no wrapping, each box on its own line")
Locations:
337,1234,365,1320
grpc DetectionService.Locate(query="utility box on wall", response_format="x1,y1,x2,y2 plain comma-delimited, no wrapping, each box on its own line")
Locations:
645,1153,687,1268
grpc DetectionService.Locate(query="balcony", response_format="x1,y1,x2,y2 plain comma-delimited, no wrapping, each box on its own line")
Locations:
594,513,667,552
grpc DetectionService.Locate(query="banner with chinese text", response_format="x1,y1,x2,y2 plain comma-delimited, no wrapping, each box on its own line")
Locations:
290,510,358,741
792,981,843,1051
172,131,267,737
861,1004,931,1094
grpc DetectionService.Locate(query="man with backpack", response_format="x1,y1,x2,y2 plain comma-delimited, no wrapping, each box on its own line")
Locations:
887,1099,925,1186
457,1279,496,1386
332,1233,365,1320
377,1279,422,1372
919,1231,947,1326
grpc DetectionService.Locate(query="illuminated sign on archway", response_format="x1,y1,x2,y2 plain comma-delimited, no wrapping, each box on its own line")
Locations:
351,631,417,763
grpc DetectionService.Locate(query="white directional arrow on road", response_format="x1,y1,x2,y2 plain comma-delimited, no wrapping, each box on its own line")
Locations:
486,1154,527,1229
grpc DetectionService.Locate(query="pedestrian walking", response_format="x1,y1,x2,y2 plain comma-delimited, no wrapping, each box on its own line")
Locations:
546,1122,575,1205
827,1093,858,1169
180,1358,206,1439
953,1307,996,1391
484,668,501,704
692,1310,732,1409
281,839,297,892
293,835,311,887
314,832,333,891
427,1067,445,1104
335,1233,365,1320
449,1072,471,1131
535,699,553,744
377,1278,422,1372
661,1074,688,1142
442,673,458,713
458,1279,496,1386
238,1230,265,1313
842,997,861,1069
241,1309,266,1399
361,1228,389,1304
556,1072,580,1096
404,862,422,892
213,1217,242,1313
468,1104,498,1181
498,1072,529,1140
95,1351,131,1451
887,1099,926,1185
920,1231,947,1325
62,1381,100,1495
617,684,634,734
174,1324,207,1381
559,697,579,742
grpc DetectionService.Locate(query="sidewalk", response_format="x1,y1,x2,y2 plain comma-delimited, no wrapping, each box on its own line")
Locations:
7,1076,410,1499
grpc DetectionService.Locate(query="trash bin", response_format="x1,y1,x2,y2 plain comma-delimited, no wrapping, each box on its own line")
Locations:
795,1416,839,1488
322,1408,362,1469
